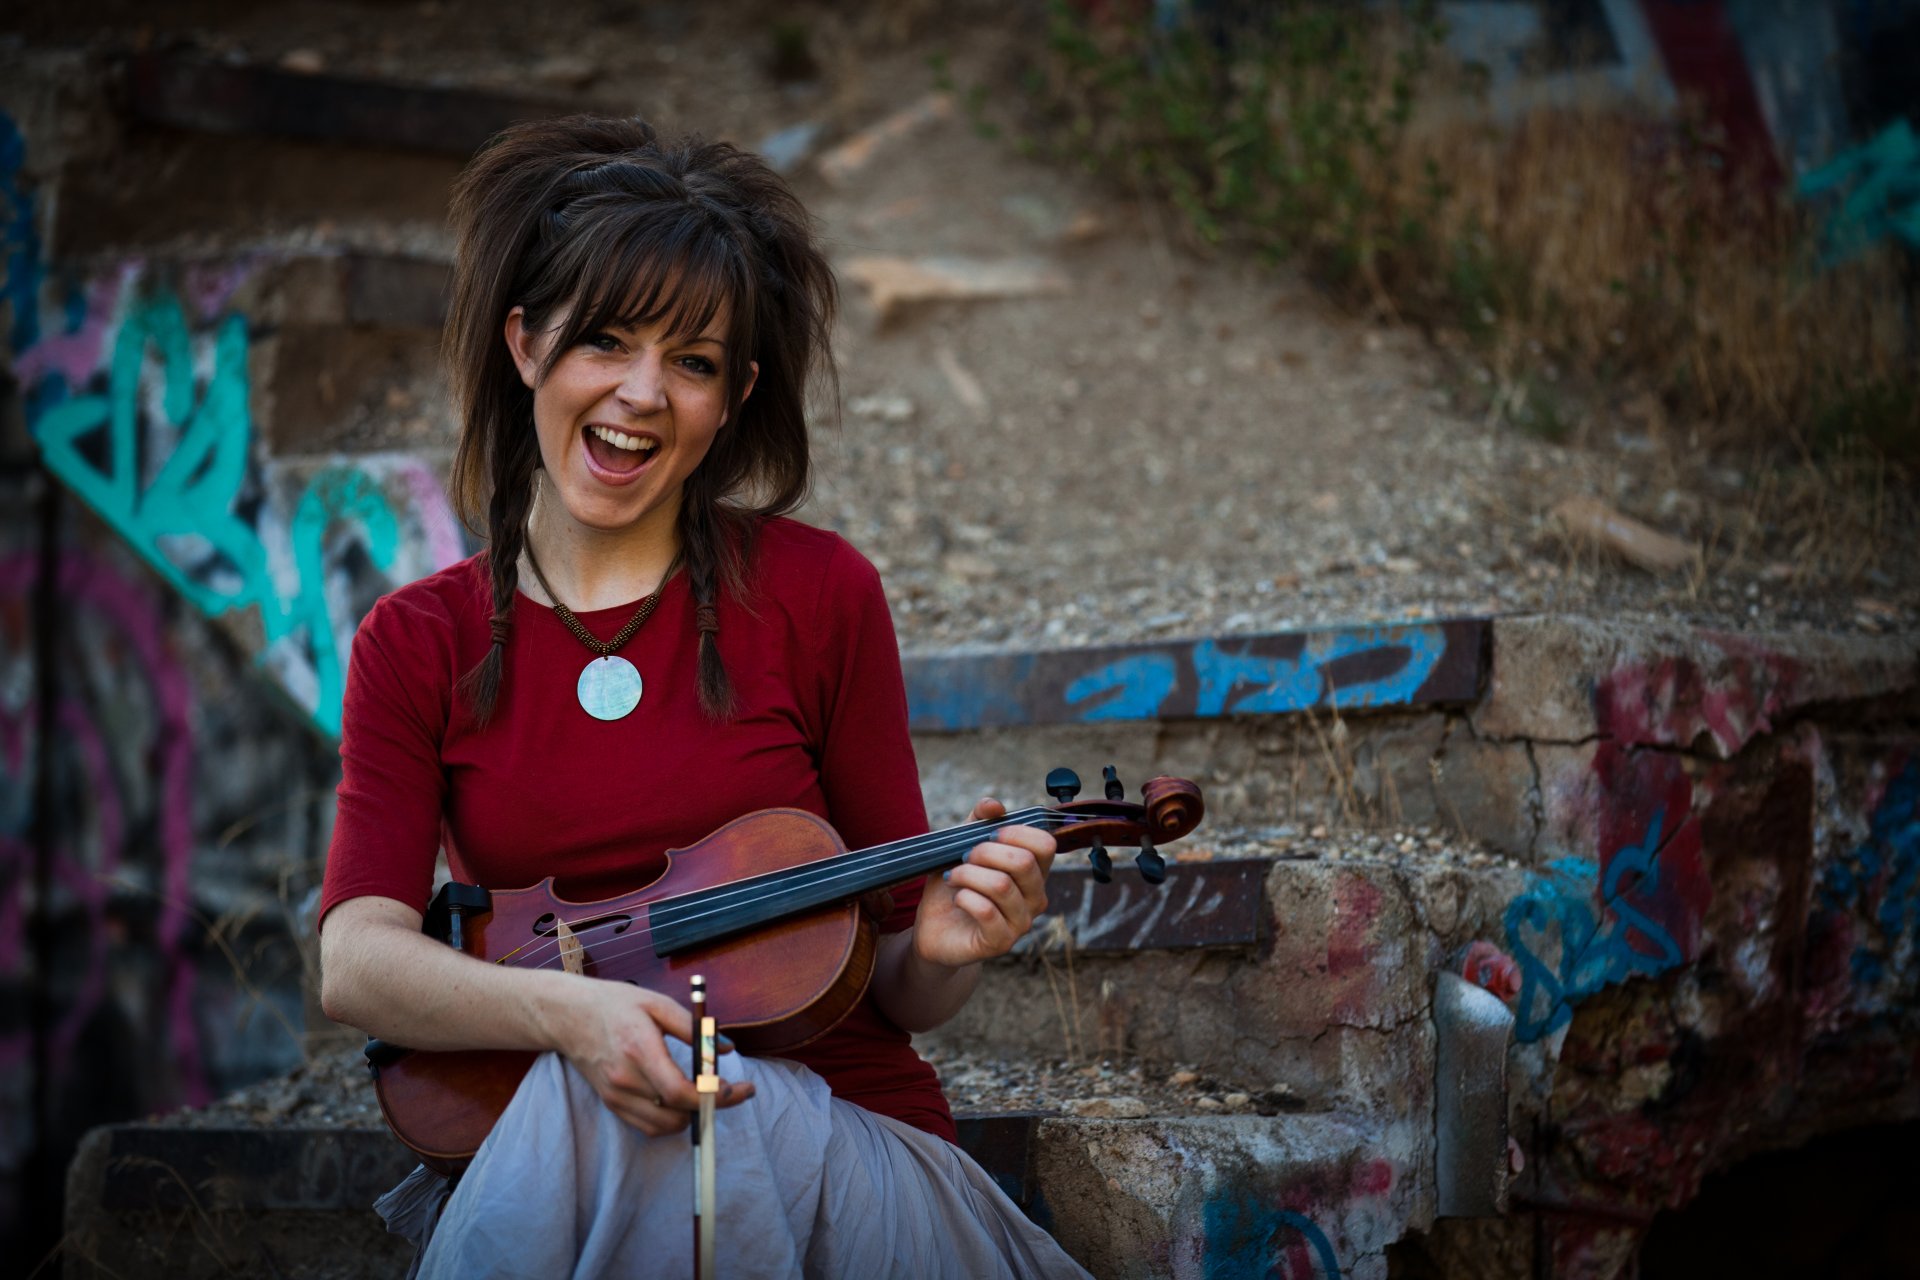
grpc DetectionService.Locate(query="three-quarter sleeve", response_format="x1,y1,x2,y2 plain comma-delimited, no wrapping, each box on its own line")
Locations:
318,596,452,927
809,539,929,934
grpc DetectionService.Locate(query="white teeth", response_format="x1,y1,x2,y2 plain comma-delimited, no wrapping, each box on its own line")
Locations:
588,425,657,453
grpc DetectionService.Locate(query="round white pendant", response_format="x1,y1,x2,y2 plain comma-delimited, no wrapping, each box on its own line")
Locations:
577,655,643,721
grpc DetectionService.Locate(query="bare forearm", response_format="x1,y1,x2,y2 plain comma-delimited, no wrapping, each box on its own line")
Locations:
319,901,582,1052
870,929,980,1033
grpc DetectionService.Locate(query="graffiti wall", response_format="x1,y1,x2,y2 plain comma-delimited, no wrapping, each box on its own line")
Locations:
1,109,467,1263
1444,632,1920,1275
20,262,465,736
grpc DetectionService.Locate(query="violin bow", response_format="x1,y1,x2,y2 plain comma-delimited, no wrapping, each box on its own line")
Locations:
692,974,719,1280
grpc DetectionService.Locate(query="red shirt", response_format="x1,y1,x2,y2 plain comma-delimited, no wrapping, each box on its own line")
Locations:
320,517,953,1140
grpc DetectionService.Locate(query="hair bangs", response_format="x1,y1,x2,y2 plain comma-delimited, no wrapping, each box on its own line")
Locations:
536,202,753,384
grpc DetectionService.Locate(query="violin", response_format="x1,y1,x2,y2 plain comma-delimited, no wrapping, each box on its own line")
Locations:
365,766,1204,1173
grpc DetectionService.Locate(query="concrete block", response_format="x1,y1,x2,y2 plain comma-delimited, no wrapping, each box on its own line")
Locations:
52,131,460,255
1428,728,1538,857
1475,615,1918,755
63,1125,413,1279
1032,1113,1424,1280
911,711,1452,835
254,325,449,456
123,52,577,156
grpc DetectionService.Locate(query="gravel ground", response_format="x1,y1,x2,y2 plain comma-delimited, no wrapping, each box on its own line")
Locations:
17,1,1915,652
153,1039,1306,1130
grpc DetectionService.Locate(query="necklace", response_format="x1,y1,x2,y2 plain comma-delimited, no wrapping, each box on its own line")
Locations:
524,543,667,721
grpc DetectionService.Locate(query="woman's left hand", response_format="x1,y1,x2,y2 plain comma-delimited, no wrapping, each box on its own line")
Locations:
911,798,1058,969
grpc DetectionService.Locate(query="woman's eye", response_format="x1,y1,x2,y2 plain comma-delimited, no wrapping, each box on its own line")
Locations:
679,356,717,375
582,333,621,352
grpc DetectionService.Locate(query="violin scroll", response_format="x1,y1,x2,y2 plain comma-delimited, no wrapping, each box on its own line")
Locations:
1142,776,1204,843
1040,767,1205,875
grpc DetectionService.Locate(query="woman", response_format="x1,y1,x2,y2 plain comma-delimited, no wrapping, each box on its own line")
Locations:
317,116,1089,1277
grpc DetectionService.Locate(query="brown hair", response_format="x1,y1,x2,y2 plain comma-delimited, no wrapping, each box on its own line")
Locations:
444,116,837,723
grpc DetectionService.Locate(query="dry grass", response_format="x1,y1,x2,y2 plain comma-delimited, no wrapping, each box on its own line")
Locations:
1406,108,1917,456
1015,4,1918,461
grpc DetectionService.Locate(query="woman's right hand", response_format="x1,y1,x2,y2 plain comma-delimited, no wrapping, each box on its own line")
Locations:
320,897,755,1137
557,979,756,1136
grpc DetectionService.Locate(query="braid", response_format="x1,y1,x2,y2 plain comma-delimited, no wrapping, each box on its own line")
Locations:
679,489,738,720
457,442,539,726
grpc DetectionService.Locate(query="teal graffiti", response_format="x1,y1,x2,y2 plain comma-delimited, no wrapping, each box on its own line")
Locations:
1193,627,1445,714
32,284,400,737
35,291,273,617
292,469,399,736
1065,652,1179,721
1503,808,1685,1042
1798,119,1920,263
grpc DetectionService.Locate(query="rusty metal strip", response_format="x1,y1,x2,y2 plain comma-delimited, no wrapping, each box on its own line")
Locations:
904,618,1488,731
1016,859,1267,954
122,54,577,155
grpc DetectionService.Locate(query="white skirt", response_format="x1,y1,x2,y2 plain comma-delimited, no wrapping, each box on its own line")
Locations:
375,1045,1092,1279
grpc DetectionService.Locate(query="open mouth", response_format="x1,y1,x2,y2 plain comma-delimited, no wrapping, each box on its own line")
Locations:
582,423,660,480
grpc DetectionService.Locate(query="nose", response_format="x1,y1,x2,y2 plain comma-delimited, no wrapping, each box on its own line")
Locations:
614,351,669,416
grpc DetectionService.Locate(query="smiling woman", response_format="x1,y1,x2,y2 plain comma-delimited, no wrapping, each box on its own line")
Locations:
313,116,1090,1279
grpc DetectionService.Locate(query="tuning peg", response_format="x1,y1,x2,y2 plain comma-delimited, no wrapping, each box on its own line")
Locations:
1046,767,1082,804
1102,765,1125,801
1089,838,1113,884
1135,836,1167,886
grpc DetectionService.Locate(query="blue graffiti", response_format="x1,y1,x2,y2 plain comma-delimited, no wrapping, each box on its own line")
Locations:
1193,628,1446,715
909,654,1041,730
1798,119,1920,262
1065,652,1178,721
1063,626,1446,723
1203,1196,1341,1279
1503,807,1686,1043
1817,761,1920,986
2,113,43,354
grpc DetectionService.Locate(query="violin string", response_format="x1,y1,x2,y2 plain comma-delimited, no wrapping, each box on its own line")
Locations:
493,817,1054,972
487,817,1059,967
648,806,1064,922
491,807,1102,969
497,808,1079,968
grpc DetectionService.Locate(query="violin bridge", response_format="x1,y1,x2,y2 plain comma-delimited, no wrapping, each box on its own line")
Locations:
554,918,585,976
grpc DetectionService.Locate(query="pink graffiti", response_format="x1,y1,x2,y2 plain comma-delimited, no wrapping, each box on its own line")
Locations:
180,256,257,323
1327,873,1383,1023
395,458,467,571
11,262,137,387
1594,645,1804,758
1594,744,1710,965
0,550,207,1107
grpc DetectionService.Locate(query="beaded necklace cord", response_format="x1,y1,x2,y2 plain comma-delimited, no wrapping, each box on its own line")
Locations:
523,543,669,655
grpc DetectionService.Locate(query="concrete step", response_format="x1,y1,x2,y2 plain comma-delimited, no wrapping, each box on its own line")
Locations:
63,1108,1422,1280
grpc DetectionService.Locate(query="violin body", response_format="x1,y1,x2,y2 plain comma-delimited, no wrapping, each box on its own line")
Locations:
369,774,1204,1173
373,809,874,1173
